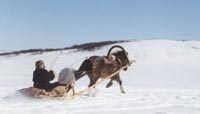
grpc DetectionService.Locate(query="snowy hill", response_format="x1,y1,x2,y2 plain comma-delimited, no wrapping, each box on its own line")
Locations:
0,40,200,114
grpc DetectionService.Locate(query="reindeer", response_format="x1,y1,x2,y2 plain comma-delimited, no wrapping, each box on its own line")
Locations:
77,45,131,94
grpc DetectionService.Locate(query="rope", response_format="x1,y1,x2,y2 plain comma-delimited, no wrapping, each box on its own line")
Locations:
49,56,58,70
68,60,136,100
68,56,88,67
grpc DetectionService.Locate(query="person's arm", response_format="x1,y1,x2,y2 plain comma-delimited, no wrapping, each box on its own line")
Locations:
48,70,55,81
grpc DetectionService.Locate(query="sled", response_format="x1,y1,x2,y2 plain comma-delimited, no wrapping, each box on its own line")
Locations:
17,86,71,100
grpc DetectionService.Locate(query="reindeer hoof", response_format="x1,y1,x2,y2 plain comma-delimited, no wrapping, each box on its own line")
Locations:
121,90,126,94
106,82,113,88
120,86,125,94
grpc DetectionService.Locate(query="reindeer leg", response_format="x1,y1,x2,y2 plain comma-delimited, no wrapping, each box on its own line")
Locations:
106,79,113,88
88,76,99,97
106,74,118,88
118,79,125,94
114,74,125,94
120,84,125,94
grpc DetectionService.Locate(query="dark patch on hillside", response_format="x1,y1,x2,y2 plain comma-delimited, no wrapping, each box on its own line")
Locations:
0,40,130,56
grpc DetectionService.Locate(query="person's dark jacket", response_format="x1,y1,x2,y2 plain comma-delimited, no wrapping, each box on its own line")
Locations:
33,68,55,91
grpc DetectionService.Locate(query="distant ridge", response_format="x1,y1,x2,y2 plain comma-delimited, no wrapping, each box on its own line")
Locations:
0,40,130,56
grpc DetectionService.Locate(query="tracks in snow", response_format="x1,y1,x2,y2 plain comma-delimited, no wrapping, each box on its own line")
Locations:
1,87,200,114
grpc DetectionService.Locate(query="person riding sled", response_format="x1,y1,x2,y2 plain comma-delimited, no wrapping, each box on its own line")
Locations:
33,60,59,92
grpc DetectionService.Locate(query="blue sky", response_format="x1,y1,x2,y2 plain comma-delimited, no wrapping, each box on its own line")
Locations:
0,0,200,50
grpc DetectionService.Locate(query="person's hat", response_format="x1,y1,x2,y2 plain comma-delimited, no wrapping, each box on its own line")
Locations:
35,60,45,68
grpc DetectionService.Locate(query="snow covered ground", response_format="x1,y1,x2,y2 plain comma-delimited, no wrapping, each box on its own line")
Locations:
0,40,200,114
